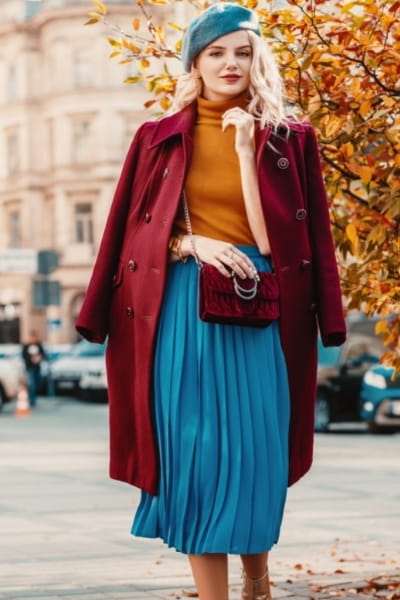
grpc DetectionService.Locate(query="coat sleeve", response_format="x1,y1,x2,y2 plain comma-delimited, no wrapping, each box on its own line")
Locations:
304,125,346,347
75,124,146,343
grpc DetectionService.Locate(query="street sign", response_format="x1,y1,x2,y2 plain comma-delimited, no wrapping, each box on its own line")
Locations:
38,250,59,275
0,249,38,273
33,280,61,307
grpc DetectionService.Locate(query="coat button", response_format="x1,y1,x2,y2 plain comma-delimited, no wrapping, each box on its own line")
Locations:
296,209,307,220
300,259,311,270
126,306,134,319
128,260,137,272
145,213,152,223
162,168,169,179
277,157,289,169
309,303,317,313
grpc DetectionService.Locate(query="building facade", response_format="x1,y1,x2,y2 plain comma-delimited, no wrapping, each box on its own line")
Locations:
0,0,156,343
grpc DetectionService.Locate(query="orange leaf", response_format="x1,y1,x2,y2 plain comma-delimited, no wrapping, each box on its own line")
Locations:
359,100,371,118
359,166,373,185
159,96,171,111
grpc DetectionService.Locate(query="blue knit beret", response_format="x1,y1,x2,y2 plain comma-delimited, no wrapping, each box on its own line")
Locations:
181,3,261,72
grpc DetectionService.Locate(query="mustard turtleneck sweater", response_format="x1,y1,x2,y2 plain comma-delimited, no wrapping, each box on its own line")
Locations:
174,94,256,245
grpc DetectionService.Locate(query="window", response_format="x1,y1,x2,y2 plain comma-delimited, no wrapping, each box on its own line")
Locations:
8,210,22,248
74,49,92,88
74,203,93,244
72,119,92,163
6,132,20,175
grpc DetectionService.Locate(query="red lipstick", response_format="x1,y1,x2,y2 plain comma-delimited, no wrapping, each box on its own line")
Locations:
222,75,240,82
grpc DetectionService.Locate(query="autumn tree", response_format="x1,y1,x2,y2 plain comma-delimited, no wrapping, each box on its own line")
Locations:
88,0,400,371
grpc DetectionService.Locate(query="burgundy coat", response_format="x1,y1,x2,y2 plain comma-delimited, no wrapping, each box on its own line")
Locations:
76,102,346,495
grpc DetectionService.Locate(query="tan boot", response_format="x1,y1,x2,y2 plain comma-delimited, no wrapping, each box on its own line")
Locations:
241,568,271,600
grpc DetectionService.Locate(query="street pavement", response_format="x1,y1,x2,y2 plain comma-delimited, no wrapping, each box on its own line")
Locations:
0,396,399,600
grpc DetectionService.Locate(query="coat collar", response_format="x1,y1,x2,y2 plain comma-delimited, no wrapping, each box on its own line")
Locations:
148,103,197,148
148,100,273,162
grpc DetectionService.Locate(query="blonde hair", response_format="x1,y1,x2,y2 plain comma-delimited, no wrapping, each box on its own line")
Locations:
173,31,289,131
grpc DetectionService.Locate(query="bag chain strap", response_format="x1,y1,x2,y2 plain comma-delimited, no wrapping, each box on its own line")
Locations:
182,191,202,270
181,192,259,301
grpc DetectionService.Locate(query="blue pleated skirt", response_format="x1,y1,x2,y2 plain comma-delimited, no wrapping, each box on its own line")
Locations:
131,247,290,555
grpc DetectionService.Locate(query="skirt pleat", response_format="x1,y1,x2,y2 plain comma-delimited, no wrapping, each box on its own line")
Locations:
131,247,290,555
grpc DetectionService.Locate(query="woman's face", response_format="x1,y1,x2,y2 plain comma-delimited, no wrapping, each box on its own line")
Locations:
195,30,252,102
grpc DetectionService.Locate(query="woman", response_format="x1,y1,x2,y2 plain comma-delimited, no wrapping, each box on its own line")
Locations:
76,4,346,599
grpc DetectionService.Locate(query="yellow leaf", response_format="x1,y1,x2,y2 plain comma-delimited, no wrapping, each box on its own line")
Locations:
122,39,140,54
92,0,107,15
155,25,165,43
124,76,143,84
175,39,182,53
109,51,121,59
84,17,100,25
150,0,169,4
132,18,141,31
381,94,396,108
329,44,343,54
108,37,122,49
167,21,184,31
325,117,341,138
346,223,358,245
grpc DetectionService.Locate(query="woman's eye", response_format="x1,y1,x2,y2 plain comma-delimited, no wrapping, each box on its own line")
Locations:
210,51,223,57
237,51,250,57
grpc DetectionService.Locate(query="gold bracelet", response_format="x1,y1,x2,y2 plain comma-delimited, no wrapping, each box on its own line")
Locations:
168,236,188,262
168,236,181,255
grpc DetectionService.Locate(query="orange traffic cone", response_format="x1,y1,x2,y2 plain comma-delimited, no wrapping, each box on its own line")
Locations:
14,385,31,417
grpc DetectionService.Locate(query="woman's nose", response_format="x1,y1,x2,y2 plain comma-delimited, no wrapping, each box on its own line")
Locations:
225,54,238,69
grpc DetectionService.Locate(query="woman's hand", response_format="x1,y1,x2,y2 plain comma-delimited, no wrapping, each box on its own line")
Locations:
222,107,255,156
181,235,256,279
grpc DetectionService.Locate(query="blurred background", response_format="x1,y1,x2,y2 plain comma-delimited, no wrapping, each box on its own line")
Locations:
0,0,159,347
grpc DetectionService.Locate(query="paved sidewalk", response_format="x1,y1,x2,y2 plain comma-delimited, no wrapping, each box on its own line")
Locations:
0,397,399,599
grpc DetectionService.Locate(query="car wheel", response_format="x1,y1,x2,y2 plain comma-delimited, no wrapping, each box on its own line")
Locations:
315,391,331,432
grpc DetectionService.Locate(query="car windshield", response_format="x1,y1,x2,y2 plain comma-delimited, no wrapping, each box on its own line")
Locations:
71,342,106,357
317,339,342,366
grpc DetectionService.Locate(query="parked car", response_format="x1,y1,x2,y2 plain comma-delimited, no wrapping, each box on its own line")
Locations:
79,355,107,402
315,333,383,432
0,355,26,411
360,364,400,433
40,343,74,393
50,340,107,396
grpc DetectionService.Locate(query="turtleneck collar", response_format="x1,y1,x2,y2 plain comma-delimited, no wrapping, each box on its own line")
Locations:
196,92,249,122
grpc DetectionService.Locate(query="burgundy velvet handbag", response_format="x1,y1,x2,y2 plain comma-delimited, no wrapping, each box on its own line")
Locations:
199,264,280,328
181,192,280,328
